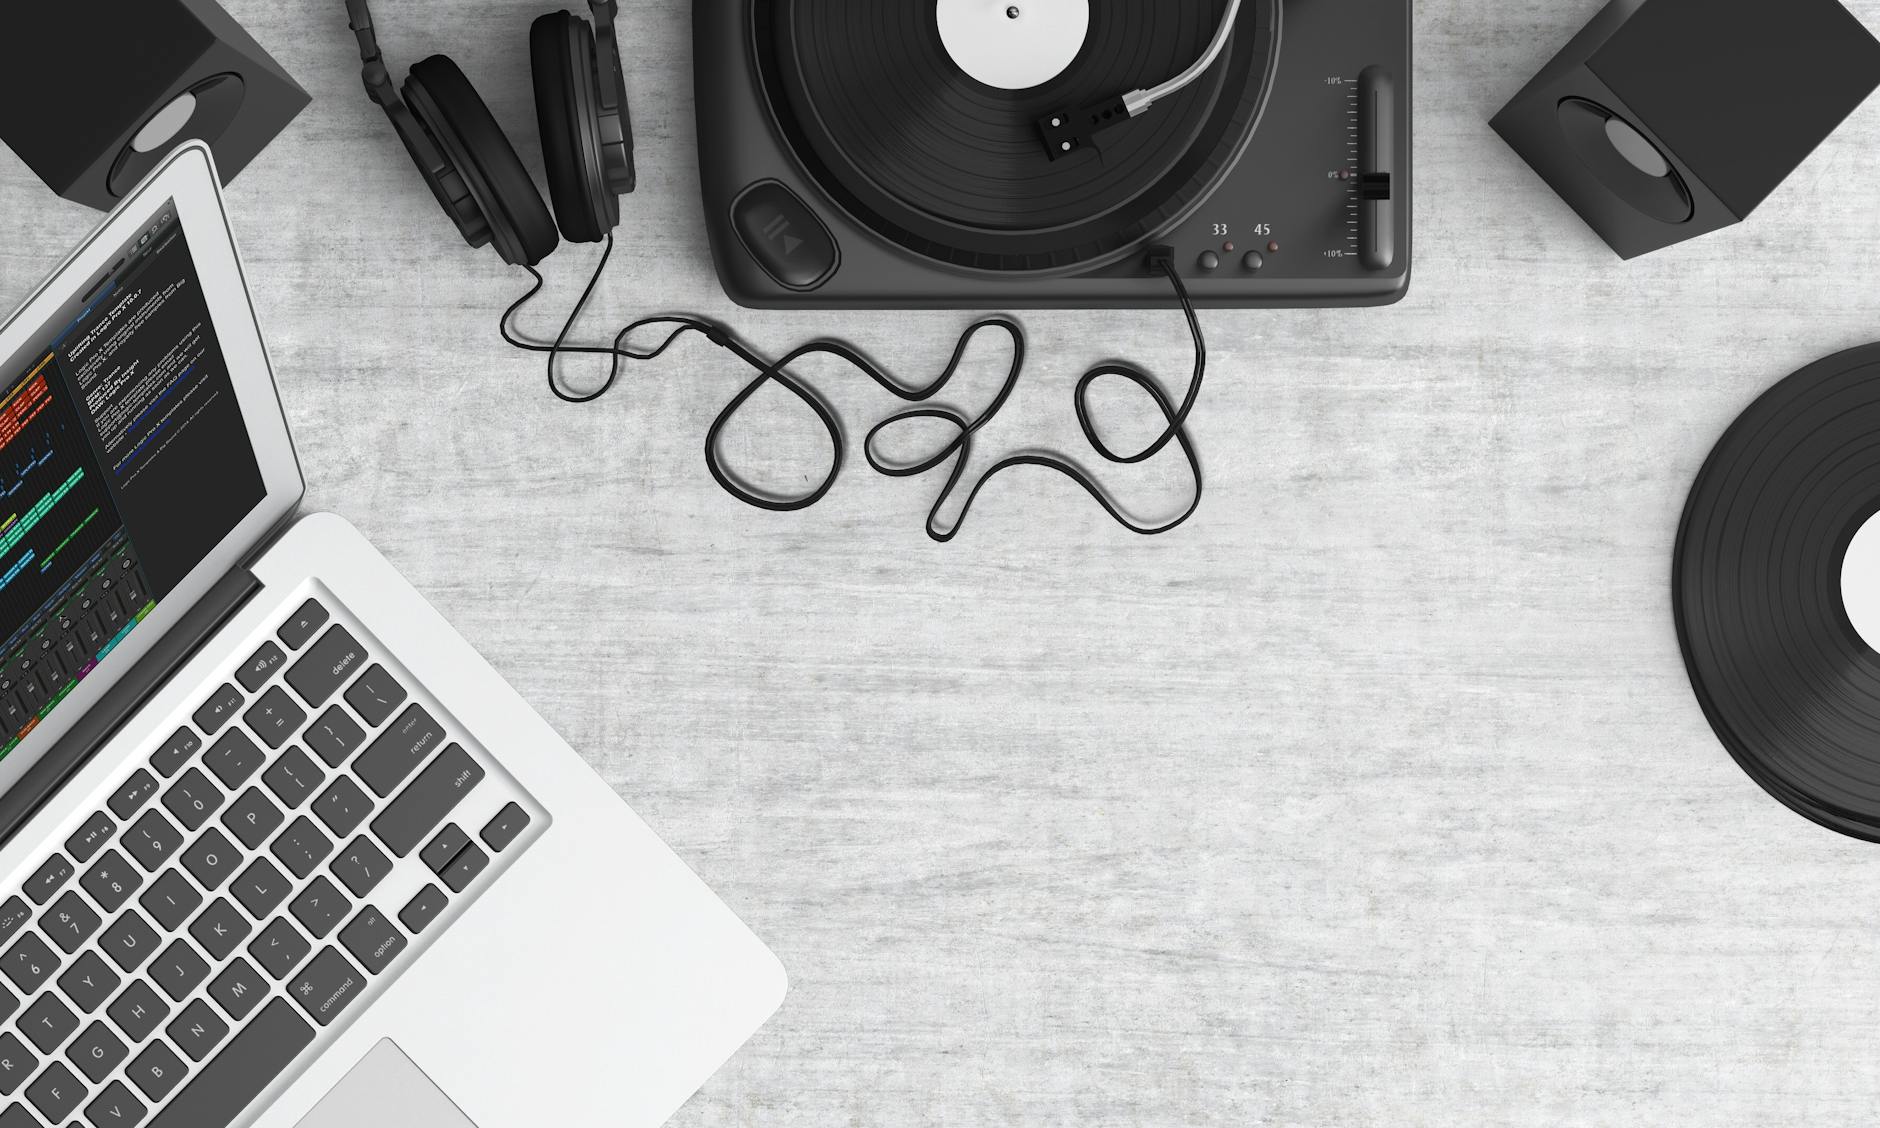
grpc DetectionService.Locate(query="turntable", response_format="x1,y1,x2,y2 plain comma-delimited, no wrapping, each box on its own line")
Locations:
695,0,1412,309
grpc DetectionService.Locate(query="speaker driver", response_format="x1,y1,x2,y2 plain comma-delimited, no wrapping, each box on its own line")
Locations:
107,73,247,199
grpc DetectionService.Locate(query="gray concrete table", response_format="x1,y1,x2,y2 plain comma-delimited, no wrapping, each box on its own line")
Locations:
5,1,1880,1124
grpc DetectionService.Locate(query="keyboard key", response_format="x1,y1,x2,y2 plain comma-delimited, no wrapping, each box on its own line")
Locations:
64,811,115,863
57,951,120,1013
0,1030,35,1094
287,947,365,1027
343,664,406,729
149,726,202,778
331,836,390,897
229,857,289,920
202,728,265,789
302,706,364,768
278,599,328,650
21,992,78,1052
107,980,168,1043
236,641,285,693
108,770,159,820
222,786,285,849
338,906,405,974
481,802,531,852
26,1059,83,1121
160,767,224,832
398,885,447,935
261,746,322,809
371,744,483,856
0,981,16,1024
440,841,489,892
2,932,57,993
165,999,228,1062
270,816,332,879
42,890,100,953
248,919,310,981
192,683,244,736
149,938,208,1001
139,871,201,932
286,626,365,709
126,1038,185,1102
289,876,348,939
123,810,182,872
97,911,159,974
146,998,313,1128
242,687,306,751
85,1079,147,1128
66,1019,126,1081
80,850,143,914
354,705,446,797
0,897,31,946
207,957,265,1023
188,899,251,962
312,776,371,837
420,824,470,874
24,853,73,905
180,828,239,891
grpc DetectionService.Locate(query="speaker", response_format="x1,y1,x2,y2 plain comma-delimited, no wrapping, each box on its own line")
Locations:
1491,0,1880,259
0,1,309,211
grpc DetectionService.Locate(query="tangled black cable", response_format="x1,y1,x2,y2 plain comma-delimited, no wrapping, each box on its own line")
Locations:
499,233,1207,541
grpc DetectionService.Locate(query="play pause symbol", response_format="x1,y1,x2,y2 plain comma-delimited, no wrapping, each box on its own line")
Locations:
761,211,804,257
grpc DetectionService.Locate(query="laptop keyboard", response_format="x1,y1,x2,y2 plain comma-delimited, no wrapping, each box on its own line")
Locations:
0,591,542,1128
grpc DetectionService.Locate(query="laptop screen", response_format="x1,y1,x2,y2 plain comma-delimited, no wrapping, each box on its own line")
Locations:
0,201,264,760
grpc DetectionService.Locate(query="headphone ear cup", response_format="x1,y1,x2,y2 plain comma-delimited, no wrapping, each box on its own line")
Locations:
404,55,561,268
531,11,616,244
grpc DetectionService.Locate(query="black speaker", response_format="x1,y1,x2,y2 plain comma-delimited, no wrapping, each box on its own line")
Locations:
0,1,309,211
1491,0,1880,259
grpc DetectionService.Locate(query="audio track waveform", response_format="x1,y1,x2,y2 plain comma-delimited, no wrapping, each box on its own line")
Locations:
0,366,52,453
0,467,86,562
37,507,100,576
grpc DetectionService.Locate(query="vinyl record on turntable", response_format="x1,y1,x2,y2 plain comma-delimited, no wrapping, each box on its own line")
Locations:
1674,344,1880,840
752,0,1280,272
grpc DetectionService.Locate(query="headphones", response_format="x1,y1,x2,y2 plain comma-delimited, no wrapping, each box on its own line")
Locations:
343,0,635,267
339,1,1208,542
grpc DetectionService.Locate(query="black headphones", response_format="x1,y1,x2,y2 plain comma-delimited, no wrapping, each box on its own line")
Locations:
343,0,635,267
339,1,1207,542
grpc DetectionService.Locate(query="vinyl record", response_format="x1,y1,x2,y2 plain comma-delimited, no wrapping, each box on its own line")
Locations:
1674,343,1880,839
751,0,1280,273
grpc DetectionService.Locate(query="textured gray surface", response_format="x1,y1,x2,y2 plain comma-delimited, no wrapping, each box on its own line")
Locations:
5,1,1880,1124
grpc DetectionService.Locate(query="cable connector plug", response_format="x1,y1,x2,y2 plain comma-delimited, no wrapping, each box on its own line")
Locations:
1146,245,1177,275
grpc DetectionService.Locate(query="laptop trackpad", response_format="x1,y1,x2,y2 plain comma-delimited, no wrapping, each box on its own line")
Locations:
294,1039,479,1128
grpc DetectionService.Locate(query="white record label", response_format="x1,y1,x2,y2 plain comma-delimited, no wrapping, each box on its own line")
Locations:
1845,509,1880,653
936,0,1090,91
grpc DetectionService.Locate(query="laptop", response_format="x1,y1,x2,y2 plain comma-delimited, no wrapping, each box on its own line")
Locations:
0,142,785,1128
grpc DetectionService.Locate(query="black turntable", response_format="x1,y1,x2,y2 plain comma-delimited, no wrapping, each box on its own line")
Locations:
695,0,1412,309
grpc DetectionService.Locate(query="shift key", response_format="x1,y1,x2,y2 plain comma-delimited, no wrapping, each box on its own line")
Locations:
285,626,366,709
371,745,483,857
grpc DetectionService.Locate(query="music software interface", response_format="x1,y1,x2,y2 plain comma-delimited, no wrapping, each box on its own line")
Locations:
0,202,263,757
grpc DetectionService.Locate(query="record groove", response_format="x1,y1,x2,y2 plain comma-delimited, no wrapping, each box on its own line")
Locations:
1675,344,1880,839
752,0,1280,273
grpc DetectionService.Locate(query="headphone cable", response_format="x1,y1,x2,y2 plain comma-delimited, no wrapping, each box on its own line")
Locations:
498,233,1207,541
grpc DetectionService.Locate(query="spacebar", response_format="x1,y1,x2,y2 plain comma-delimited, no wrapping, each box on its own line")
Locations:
149,998,315,1128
